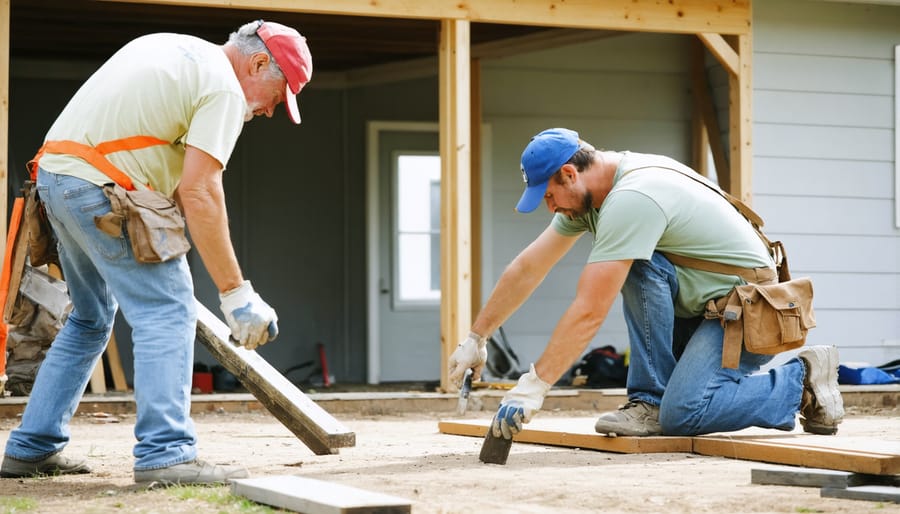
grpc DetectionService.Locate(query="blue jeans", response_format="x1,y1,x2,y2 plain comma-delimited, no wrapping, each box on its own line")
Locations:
621,252,805,435
4,171,198,470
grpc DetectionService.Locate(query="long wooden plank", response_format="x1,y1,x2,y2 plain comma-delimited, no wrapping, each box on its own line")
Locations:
693,436,900,475
439,419,693,453
195,300,354,455
751,465,900,488
101,0,752,36
232,476,411,514
440,418,900,475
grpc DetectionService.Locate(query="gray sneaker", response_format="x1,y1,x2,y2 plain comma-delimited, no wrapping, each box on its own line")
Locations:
594,400,662,436
134,459,249,485
0,452,91,478
798,346,844,435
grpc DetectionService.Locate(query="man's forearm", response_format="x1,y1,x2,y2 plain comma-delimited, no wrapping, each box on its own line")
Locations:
181,188,243,293
471,258,545,338
534,301,607,384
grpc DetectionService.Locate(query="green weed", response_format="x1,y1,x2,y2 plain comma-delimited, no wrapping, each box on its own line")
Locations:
167,485,278,513
0,496,38,514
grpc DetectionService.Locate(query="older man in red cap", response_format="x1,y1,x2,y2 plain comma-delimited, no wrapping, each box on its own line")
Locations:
1,20,311,485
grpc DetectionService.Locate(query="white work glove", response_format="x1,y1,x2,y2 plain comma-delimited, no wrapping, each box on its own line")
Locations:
219,280,279,350
491,364,551,439
447,332,488,390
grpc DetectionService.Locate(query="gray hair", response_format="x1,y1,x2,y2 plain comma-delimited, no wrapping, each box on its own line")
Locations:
227,21,286,82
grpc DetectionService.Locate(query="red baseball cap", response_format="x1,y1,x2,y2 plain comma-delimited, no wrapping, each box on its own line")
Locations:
256,20,313,124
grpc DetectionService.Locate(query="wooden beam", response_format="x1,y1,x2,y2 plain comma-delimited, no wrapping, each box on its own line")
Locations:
727,33,753,204
691,39,730,190
694,436,900,476
195,300,355,455
440,418,900,475
0,0,8,258
438,19,472,392
439,419,694,453
697,33,739,77
101,0,752,35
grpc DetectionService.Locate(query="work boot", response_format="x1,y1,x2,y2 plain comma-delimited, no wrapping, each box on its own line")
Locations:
0,452,91,478
134,459,249,486
594,400,662,436
798,346,844,435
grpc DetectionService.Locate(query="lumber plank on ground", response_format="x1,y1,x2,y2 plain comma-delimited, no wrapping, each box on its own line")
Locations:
751,465,899,488
195,300,354,455
232,476,411,514
693,435,900,475
438,418,694,453
821,485,900,503
440,418,900,475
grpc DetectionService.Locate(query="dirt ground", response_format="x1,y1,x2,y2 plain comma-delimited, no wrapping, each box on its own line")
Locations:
0,406,897,514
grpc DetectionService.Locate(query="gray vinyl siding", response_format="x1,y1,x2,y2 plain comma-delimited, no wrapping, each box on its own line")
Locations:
751,0,900,365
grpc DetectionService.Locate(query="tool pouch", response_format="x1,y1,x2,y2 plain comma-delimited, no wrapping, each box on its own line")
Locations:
95,184,190,263
22,181,59,268
705,277,816,369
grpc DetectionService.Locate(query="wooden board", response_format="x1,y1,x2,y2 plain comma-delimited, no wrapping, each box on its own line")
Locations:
751,465,899,489
694,434,900,475
439,418,694,453
821,485,900,503
195,300,354,455
440,418,900,475
232,476,411,514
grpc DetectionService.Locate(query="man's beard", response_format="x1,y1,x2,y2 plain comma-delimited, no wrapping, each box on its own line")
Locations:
564,191,594,219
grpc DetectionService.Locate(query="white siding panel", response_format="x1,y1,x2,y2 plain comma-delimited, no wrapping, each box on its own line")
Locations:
755,53,893,96
754,157,893,198
807,272,900,310
755,123,893,161
755,90,893,128
776,234,900,273
754,196,898,236
807,310,900,366
755,0,900,59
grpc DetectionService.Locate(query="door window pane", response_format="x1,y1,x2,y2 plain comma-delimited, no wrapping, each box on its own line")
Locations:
395,153,441,305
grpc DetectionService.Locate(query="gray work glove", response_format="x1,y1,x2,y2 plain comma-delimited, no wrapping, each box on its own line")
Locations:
219,280,279,350
447,332,488,390
491,364,551,439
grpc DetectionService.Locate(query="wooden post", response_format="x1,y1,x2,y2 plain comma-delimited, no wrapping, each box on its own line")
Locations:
0,0,9,258
728,32,753,205
470,57,482,320
438,19,472,392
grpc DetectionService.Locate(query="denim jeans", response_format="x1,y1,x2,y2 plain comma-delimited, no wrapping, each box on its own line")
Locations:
621,252,805,435
4,170,198,470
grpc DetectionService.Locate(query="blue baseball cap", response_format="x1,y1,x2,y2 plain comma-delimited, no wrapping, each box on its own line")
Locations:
516,128,580,213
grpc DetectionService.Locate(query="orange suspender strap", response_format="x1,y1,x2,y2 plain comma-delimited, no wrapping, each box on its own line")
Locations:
0,197,25,378
27,135,169,191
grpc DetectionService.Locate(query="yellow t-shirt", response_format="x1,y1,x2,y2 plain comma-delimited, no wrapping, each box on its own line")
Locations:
39,33,247,196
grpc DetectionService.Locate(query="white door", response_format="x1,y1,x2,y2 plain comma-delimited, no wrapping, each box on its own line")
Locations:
367,123,440,382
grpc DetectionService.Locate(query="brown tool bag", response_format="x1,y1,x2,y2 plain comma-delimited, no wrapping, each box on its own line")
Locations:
652,166,816,369
95,184,191,264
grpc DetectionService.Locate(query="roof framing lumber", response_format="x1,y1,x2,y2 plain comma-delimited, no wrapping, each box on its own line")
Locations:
697,33,739,76
0,0,9,258
102,0,752,35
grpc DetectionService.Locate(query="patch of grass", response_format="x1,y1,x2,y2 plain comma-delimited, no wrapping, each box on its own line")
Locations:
795,508,825,513
0,496,38,514
167,485,278,513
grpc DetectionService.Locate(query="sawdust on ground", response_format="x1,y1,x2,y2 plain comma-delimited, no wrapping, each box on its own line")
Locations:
0,406,897,514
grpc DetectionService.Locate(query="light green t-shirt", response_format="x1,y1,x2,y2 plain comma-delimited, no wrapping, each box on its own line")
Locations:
39,33,247,196
553,152,774,317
